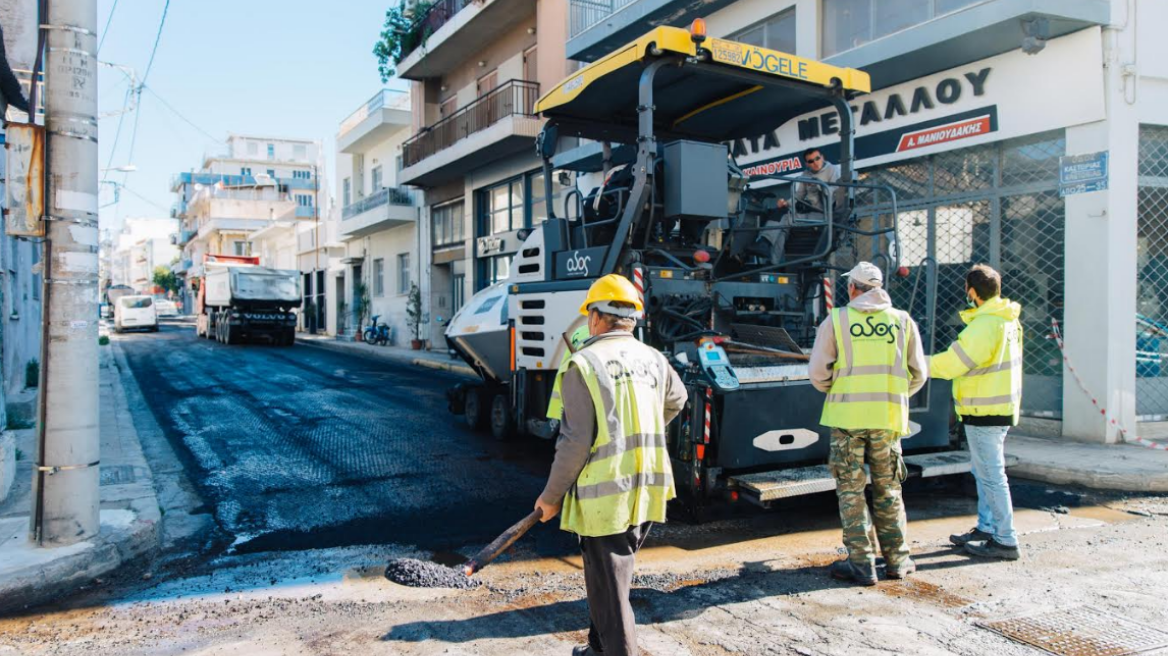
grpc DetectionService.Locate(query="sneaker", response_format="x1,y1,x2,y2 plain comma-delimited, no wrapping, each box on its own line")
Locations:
572,646,601,656
886,557,916,580
949,527,992,547
964,538,1021,560
830,558,878,586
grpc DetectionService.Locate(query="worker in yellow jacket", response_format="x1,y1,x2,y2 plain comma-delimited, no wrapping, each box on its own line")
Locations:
534,274,686,656
930,264,1023,561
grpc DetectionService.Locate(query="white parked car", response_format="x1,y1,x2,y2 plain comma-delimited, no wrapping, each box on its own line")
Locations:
114,295,159,333
155,298,179,317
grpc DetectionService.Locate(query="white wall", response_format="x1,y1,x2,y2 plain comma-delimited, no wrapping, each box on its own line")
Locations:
348,223,420,344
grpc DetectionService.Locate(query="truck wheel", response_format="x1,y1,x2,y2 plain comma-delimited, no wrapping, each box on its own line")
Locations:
464,387,488,432
489,393,515,442
283,329,295,346
225,321,239,345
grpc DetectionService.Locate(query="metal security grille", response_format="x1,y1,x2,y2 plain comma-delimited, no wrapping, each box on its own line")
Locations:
1136,125,1168,419
851,131,1066,417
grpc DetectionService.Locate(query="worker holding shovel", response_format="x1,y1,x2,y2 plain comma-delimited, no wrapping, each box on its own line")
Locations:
534,274,687,656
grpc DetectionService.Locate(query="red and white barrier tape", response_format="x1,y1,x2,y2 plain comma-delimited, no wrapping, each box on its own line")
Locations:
823,277,833,313
632,266,645,305
1050,317,1168,451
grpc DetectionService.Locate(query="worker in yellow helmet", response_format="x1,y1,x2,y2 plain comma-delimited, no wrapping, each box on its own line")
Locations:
534,273,686,656
810,262,928,586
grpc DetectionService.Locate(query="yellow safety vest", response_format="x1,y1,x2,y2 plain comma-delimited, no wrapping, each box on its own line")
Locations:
547,325,592,421
930,297,1023,423
560,334,676,537
820,306,914,435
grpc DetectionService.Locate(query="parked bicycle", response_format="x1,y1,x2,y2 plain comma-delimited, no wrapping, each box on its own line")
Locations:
363,315,392,346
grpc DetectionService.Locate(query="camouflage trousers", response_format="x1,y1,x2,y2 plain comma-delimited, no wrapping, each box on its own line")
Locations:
828,428,910,569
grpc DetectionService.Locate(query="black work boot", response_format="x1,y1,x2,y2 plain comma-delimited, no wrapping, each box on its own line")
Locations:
885,557,916,580
830,558,877,586
572,646,601,656
965,538,1021,560
949,527,992,546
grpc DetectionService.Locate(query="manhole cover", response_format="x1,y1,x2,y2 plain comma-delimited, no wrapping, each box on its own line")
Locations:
980,606,1168,656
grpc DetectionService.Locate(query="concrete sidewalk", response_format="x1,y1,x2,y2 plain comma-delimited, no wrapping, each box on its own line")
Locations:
1006,433,1168,493
0,345,160,615
297,333,476,377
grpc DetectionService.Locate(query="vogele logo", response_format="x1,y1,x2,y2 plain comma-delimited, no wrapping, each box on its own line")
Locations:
565,251,592,276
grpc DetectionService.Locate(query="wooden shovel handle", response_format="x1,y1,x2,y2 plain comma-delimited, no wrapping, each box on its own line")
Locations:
463,508,544,577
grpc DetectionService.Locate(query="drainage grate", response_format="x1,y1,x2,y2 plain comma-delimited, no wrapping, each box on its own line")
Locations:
980,607,1168,656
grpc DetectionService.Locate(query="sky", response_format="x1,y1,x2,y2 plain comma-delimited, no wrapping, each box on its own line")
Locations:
96,0,408,233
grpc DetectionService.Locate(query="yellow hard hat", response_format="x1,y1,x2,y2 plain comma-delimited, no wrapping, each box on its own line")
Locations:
579,274,644,316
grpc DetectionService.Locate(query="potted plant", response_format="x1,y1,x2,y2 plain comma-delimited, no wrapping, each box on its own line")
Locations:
354,281,371,341
405,283,427,350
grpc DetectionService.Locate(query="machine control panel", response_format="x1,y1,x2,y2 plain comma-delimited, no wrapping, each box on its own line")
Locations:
698,340,740,391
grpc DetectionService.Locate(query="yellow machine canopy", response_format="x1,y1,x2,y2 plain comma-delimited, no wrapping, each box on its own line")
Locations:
536,26,871,144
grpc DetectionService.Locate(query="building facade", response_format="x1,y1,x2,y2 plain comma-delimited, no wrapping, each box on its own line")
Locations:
170,134,322,320
333,89,419,343
396,0,573,348
555,0,1165,444
112,218,180,293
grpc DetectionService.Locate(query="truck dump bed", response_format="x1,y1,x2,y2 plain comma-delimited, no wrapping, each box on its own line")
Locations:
204,266,300,307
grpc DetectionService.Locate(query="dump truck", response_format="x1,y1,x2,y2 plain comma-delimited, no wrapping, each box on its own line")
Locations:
195,254,300,346
445,24,971,518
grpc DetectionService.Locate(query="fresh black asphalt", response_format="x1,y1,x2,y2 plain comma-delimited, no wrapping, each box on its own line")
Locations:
117,322,569,555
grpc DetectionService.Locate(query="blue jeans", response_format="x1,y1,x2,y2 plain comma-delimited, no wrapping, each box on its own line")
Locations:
966,424,1018,547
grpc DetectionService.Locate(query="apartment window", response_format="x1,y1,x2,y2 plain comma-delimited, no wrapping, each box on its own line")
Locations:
293,170,311,180
440,96,457,118
241,167,252,176
371,165,383,191
266,169,276,178
731,8,796,53
523,46,538,82
373,258,385,297
432,201,465,248
296,194,313,207
293,144,308,159
232,241,251,256
267,143,275,160
397,253,410,294
823,0,981,56
477,70,498,97
343,178,352,207
247,142,259,156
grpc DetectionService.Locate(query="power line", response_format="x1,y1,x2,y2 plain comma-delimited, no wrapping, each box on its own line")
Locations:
97,0,119,54
142,84,222,144
124,0,172,177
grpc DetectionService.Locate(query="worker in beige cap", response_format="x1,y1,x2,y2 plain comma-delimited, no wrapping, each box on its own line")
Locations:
809,262,928,585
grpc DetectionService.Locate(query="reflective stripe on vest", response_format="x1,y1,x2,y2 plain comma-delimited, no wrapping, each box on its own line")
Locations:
559,334,676,537
820,307,913,435
951,317,1024,422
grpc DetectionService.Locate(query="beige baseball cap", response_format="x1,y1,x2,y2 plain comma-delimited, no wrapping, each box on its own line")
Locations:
843,261,884,288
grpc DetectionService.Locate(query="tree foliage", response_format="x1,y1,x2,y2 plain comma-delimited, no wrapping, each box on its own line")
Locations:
372,1,434,83
153,266,179,294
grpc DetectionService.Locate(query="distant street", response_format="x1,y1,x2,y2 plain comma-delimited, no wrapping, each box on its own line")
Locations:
115,320,569,555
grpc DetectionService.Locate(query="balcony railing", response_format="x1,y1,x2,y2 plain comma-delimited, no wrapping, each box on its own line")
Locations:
342,186,415,219
339,89,411,137
399,0,473,61
402,80,539,168
569,0,637,38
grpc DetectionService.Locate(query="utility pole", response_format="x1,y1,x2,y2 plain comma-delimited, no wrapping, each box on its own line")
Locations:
31,0,100,546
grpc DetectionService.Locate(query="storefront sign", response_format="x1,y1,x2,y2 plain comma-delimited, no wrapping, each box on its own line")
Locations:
1059,151,1109,196
734,26,1105,177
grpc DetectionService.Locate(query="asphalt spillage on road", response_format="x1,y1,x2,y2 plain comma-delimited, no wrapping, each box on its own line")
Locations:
384,558,481,589
116,324,571,556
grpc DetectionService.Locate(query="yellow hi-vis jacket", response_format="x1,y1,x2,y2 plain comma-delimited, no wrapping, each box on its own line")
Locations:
930,296,1023,423
547,325,591,421
820,306,915,435
560,334,676,537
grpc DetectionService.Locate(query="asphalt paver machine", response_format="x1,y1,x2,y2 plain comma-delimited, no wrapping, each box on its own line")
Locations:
446,24,967,517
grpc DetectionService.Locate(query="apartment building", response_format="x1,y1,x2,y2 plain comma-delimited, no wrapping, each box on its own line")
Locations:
112,217,180,293
170,135,322,319
559,0,1166,443
396,0,572,347
332,89,419,342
